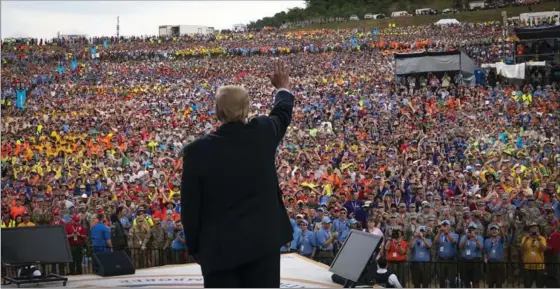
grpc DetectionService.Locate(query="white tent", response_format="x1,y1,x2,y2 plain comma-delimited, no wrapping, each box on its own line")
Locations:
435,19,460,25
480,61,547,79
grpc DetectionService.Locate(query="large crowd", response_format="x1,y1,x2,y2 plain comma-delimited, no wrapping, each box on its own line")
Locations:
1,21,559,287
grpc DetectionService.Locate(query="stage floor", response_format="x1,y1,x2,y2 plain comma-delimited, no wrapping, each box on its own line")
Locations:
10,254,339,288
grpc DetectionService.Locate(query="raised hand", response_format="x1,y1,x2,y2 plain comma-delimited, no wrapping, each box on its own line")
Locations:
268,59,290,91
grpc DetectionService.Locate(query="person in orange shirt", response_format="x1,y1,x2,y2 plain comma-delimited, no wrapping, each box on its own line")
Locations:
385,227,408,285
10,198,25,219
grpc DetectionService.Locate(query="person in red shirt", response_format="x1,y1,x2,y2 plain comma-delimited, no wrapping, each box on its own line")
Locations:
65,215,87,275
51,210,65,226
385,227,408,285
545,219,560,287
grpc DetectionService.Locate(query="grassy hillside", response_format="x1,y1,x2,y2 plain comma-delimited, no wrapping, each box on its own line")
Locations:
286,2,558,31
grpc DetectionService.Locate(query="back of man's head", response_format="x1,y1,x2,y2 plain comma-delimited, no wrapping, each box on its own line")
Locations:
377,257,388,269
215,85,250,124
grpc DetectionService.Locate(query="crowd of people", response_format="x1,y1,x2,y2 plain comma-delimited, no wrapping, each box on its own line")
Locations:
1,20,560,287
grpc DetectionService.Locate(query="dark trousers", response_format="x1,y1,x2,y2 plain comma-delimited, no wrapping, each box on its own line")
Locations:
389,261,407,286
69,245,83,275
436,259,457,288
523,269,545,288
411,262,431,288
203,252,280,288
545,254,560,288
460,258,482,288
486,261,505,288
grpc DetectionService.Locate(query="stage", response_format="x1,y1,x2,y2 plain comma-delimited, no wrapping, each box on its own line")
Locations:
6,254,339,288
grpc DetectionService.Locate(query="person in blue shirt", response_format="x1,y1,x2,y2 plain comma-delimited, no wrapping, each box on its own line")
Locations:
296,220,316,258
338,218,357,245
332,208,349,235
290,215,304,252
171,221,187,263
315,217,337,265
434,220,459,288
459,222,484,288
409,226,432,288
484,223,507,288
90,214,112,252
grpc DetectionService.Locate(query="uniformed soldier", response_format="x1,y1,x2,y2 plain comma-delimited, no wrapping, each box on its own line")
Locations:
144,217,169,267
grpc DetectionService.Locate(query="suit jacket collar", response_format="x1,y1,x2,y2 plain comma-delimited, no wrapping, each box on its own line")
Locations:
215,121,246,135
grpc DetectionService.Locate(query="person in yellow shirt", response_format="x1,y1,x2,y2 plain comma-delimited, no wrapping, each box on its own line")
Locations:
17,214,36,227
521,222,546,287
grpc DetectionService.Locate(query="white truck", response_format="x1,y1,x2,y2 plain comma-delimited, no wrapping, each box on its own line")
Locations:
468,1,486,10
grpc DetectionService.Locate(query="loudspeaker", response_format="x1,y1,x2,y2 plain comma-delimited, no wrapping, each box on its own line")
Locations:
92,251,135,277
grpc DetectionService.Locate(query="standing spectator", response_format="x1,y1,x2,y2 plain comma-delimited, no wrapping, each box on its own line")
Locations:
110,207,128,251
521,222,547,287
434,220,459,288
484,224,507,288
315,216,337,265
459,222,484,288
144,217,169,267
129,215,150,268
296,220,315,258
409,225,432,288
65,215,86,275
385,227,407,286
90,214,112,252
170,221,186,263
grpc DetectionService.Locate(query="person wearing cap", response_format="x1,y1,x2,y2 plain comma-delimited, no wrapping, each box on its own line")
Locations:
315,216,337,265
338,218,358,245
17,213,36,227
65,214,87,275
50,209,65,226
434,219,458,288
144,217,169,266
290,214,305,253
409,225,432,288
459,222,484,288
484,223,506,288
333,207,349,236
296,220,315,258
521,222,547,287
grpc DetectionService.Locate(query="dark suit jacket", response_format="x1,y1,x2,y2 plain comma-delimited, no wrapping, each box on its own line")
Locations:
181,89,294,275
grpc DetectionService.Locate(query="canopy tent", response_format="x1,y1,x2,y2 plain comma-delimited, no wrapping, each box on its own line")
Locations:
435,19,460,25
394,51,476,81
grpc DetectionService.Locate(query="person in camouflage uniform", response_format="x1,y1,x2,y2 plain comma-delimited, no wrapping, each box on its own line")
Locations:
510,207,530,280
143,217,169,267
129,214,151,268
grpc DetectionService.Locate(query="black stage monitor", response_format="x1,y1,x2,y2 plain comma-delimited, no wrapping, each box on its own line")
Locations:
329,229,382,283
1,226,73,265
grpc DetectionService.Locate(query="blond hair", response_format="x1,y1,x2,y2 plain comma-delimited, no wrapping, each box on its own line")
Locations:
215,86,250,123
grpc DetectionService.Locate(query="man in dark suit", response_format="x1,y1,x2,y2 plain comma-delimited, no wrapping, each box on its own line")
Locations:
181,60,294,288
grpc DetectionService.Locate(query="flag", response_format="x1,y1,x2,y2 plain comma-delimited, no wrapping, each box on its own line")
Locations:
372,27,378,35
103,39,109,48
16,89,27,109
71,59,78,71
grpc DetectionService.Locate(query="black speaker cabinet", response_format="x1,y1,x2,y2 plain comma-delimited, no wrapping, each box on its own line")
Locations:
92,250,135,277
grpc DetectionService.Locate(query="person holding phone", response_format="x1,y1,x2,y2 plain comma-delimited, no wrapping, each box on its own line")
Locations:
459,223,484,288
521,222,547,287
409,226,432,288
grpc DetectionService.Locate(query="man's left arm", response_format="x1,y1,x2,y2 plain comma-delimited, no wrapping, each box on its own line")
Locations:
181,145,201,256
